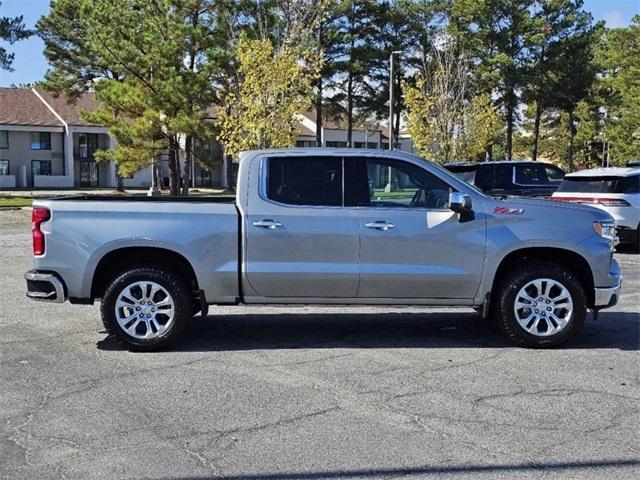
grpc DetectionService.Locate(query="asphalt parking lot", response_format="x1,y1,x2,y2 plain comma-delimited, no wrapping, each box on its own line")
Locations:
0,208,638,480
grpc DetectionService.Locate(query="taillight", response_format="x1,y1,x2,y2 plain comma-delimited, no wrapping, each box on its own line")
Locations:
32,207,50,256
596,198,631,207
552,196,630,206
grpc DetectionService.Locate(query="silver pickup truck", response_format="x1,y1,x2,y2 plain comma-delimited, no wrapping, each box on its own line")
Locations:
25,149,622,350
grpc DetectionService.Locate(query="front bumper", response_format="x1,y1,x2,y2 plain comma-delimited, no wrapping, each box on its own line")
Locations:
25,270,66,303
594,277,622,309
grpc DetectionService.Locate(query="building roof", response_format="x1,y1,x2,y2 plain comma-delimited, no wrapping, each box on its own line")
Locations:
566,167,640,178
34,88,102,126
0,87,64,127
298,123,315,137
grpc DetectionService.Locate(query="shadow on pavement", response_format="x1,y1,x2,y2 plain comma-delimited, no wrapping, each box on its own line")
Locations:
97,310,639,352
163,459,640,479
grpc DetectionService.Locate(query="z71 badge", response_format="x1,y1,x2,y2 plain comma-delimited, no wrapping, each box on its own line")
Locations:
493,206,524,215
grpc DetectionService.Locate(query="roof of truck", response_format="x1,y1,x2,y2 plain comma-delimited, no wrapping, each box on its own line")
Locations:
445,160,558,168
565,167,640,178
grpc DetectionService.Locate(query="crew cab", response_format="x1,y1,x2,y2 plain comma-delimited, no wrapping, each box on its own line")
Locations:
25,149,622,350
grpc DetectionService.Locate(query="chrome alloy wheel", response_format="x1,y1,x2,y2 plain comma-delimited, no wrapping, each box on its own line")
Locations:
514,278,574,337
115,281,175,339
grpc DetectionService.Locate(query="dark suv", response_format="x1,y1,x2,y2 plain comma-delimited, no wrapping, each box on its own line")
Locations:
445,161,566,198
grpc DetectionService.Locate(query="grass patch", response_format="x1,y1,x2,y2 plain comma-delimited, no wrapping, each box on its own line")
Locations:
0,196,34,208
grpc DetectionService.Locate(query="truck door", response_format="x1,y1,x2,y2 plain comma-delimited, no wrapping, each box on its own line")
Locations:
347,157,486,299
244,155,360,298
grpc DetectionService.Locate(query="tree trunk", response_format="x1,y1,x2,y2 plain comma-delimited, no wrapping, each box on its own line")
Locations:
532,100,542,161
347,71,353,148
181,135,192,196
225,155,235,191
486,143,493,162
115,174,124,192
567,109,576,172
505,94,514,161
315,84,323,147
167,139,179,196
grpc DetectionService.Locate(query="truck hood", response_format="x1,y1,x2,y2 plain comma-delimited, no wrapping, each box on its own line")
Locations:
489,197,614,222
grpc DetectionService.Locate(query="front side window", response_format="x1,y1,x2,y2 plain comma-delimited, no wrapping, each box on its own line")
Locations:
31,132,51,150
32,160,52,176
0,130,8,149
267,156,342,206
346,158,450,209
0,160,9,175
544,165,565,182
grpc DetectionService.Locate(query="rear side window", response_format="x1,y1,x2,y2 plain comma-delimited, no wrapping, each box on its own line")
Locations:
267,156,342,206
557,177,629,193
623,175,640,194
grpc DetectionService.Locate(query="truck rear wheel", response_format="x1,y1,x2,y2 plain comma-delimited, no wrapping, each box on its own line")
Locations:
494,262,587,348
100,266,192,351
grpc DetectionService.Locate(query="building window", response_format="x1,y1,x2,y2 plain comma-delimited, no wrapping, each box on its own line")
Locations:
0,131,8,149
32,160,52,176
0,160,9,175
326,141,347,148
354,142,378,149
295,140,316,148
31,132,51,150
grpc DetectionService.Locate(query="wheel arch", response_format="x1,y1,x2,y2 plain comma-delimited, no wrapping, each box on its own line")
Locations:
490,247,595,307
91,247,199,300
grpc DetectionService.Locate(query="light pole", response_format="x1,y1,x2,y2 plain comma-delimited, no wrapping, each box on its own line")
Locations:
388,50,402,151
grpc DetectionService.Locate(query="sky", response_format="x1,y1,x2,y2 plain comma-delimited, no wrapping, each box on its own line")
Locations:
0,0,638,87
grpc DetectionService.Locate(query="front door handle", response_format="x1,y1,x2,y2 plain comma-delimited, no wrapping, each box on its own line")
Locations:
365,221,395,231
253,219,283,229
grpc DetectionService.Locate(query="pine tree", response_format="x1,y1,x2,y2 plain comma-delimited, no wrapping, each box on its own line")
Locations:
0,1,32,71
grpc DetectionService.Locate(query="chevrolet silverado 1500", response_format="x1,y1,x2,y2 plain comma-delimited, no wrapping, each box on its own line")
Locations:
25,149,622,350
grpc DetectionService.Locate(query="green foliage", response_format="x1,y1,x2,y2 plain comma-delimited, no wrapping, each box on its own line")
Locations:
216,36,319,158
0,1,32,71
596,16,640,164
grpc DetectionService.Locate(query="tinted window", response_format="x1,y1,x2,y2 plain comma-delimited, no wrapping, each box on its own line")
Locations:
623,175,640,194
267,156,342,206
515,164,564,185
346,158,450,209
0,130,8,149
544,165,565,182
0,160,8,175
557,177,632,193
474,165,495,190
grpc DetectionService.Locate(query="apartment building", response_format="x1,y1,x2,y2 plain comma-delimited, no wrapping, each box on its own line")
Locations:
0,87,413,190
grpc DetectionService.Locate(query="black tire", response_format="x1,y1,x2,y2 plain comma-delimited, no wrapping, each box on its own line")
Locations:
100,266,192,351
494,262,587,348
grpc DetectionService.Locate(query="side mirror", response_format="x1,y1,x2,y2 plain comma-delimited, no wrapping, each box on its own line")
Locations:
449,192,474,222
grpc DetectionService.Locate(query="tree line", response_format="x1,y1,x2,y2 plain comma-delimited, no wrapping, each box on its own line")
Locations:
11,0,638,194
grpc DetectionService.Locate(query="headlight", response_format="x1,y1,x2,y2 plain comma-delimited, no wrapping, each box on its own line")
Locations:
593,220,618,247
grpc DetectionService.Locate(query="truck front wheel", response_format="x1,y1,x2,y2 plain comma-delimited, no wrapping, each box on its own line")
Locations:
100,266,192,351
494,262,587,348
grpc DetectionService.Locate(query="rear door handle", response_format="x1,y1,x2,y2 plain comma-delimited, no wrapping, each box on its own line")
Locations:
365,221,395,231
252,219,283,229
